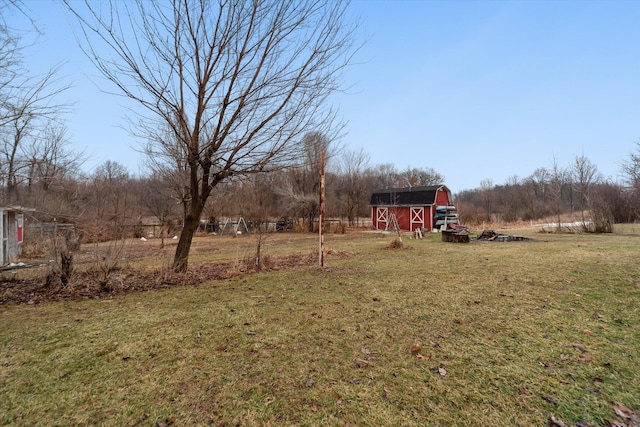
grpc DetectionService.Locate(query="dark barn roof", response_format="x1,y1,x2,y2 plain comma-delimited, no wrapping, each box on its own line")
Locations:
369,185,446,206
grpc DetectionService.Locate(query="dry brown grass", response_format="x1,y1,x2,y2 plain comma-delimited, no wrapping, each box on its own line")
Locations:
1,228,639,426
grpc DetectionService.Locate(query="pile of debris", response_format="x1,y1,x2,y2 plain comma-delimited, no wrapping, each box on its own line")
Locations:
475,230,530,242
441,224,470,243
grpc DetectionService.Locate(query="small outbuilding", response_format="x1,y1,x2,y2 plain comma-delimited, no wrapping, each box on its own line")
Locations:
369,185,456,232
1,206,33,266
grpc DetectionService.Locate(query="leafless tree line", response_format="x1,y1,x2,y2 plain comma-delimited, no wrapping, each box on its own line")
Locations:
457,148,640,231
8,139,640,237
1,144,446,234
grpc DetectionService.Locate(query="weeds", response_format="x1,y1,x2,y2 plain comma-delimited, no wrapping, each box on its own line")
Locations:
87,235,130,292
45,229,83,288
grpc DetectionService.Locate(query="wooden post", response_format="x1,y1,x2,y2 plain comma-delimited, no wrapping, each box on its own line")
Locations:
319,151,325,268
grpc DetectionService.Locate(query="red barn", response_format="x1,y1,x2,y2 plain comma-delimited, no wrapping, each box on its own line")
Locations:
369,185,456,232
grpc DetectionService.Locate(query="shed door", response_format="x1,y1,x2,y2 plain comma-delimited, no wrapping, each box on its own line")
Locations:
1,212,7,265
376,207,388,230
16,214,23,244
410,207,424,231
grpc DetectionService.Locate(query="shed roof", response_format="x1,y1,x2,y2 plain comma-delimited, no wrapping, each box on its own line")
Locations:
369,185,447,206
0,205,35,212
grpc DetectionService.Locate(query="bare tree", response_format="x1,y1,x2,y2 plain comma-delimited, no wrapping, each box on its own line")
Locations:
276,131,336,232
0,64,71,200
24,123,85,190
140,173,180,248
529,167,549,202
0,1,73,204
621,140,640,189
479,178,494,223
336,147,369,225
67,0,357,272
88,160,131,240
240,174,280,268
571,154,601,230
299,132,336,231
366,163,443,191
499,175,521,222
549,157,568,232
0,0,27,124
521,167,550,220
143,130,193,222
620,140,640,221
398,166,444,188
46,229,83,289
369,163,398,189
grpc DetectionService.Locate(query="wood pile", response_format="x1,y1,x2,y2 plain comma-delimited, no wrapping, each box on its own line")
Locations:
441,228,470,243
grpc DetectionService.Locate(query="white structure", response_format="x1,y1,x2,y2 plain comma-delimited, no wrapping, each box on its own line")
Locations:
0,206,33,266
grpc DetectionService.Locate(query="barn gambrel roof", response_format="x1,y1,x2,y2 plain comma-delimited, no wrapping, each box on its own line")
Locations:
369,185,449,206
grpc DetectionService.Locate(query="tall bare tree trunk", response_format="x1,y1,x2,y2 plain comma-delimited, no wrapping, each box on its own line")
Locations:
173,204,204,272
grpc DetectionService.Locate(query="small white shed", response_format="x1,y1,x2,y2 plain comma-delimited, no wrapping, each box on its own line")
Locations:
0,206,33,266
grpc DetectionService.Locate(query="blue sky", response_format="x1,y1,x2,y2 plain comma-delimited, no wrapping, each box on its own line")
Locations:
10,1,640,192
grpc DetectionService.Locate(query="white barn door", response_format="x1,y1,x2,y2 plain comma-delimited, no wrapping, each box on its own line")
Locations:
410,207,424,231
376,207,388,230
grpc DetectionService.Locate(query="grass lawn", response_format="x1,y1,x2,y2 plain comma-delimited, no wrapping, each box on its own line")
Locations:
1,227,639,426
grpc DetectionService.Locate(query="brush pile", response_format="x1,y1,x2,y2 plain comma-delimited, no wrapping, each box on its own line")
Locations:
475,230,530,242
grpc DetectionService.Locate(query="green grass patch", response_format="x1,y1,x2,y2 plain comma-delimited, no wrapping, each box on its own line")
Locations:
1,229,639,426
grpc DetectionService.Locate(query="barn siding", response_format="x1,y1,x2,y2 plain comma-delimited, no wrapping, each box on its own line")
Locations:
396,208,411,231
435,188,450,207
